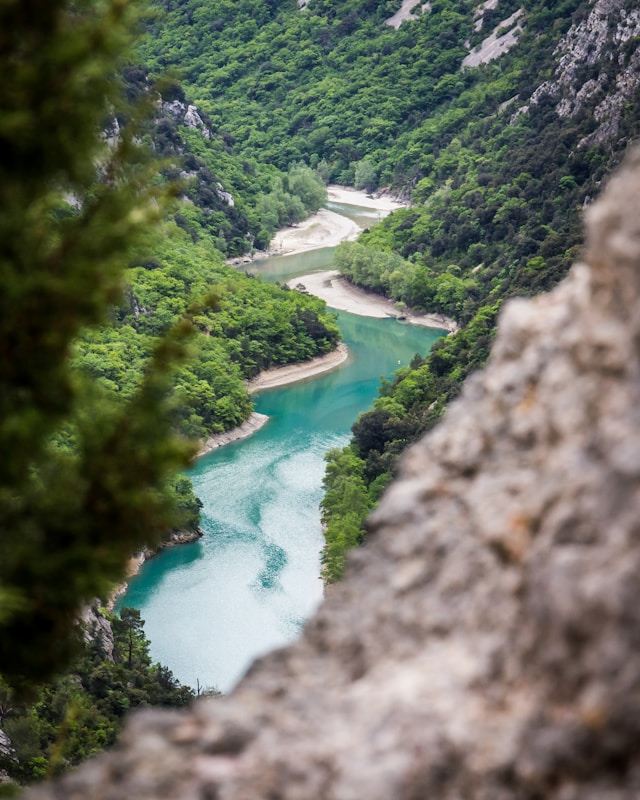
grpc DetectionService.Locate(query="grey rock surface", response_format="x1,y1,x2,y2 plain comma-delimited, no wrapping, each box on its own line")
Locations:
80,604,115,662
159,99,212,140
27,154,640,798
515,0,640,144
462,8,525,68
0,727,16,786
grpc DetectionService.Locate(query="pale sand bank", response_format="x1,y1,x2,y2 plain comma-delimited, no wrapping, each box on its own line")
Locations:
269,208,360,257
197,412,270,458
288,271,458,333
195,344,349,457
228,185,407,267
327,184,408,212
248,342,349,393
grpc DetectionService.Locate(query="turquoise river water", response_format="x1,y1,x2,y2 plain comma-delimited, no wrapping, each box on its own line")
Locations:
119,203,444,692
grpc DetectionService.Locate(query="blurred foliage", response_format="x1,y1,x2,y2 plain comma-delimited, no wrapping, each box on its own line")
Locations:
0,0,203,689
0,0,341,693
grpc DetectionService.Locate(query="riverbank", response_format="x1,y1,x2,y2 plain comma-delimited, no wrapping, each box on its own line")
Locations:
196,345,349,457
111,344,349,606
269,186,408,257
228,185,407,268
248,342,349,392
197,412,269,458
288,271,458,333
326,184,407,211
108,529,203,610
269,209,360,257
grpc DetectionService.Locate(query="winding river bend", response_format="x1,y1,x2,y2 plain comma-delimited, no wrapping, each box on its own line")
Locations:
120,199,444,692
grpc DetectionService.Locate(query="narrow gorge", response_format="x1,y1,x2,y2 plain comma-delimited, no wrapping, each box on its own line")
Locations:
118,193,445,693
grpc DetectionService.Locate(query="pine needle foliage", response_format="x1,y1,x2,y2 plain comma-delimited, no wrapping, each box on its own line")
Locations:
0,0,196,691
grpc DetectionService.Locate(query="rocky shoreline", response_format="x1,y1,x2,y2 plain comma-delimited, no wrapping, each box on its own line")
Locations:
107,528,203,610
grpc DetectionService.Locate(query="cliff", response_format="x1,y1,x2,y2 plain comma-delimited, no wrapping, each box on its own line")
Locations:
26,150,640,798
517,0,640,147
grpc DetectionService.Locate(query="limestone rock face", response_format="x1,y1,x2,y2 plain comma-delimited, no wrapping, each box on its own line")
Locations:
27,154,640,798
80,604,115,662
462,8,525,68
516,0,640,145
160,99,212,139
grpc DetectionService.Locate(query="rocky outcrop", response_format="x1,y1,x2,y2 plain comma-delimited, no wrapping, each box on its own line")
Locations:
385,0,431,29
27,153,640,798
0,728,16,784
515,0,640,146
472,0,498,32
81,604,115,661
159,99,211,140
463,8,525,68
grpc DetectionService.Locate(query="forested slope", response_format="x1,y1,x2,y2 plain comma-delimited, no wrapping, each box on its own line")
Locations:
108,0,639,576
321,0,640,579
134,0,639,580
0,608,195,784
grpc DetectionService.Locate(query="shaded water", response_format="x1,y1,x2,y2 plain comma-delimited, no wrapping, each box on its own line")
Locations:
120,210,444,693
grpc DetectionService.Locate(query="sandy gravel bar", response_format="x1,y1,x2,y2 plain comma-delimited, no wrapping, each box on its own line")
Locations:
248,343,349,393
270,209,361,256
288,271,458,332
197,412,270,457
327,185,408,211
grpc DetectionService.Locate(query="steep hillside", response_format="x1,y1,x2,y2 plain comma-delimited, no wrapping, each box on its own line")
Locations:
318,0,639,578
121,0,640,577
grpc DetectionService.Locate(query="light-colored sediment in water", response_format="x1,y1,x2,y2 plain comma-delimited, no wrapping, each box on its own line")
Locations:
248,342,349,393
288,270,458,333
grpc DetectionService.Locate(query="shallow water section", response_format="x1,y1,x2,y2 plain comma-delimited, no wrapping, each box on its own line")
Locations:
247,201,383,283
120,208,444,693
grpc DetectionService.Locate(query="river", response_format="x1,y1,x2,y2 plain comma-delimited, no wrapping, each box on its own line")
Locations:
119,200,444,693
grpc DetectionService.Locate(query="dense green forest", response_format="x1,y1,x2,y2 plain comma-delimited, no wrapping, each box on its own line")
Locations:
77,224,339,443
130,0,639,577
319,3,639,578
0,0,337,787
0,609,196,786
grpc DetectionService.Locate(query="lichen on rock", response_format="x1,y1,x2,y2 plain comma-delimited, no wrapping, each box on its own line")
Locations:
27,153,640,798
